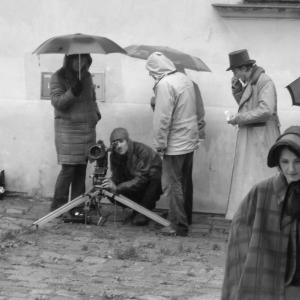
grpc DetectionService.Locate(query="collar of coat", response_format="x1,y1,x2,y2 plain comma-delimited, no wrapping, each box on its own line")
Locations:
153,70,177,91
273,172,288,205
238,65,265,109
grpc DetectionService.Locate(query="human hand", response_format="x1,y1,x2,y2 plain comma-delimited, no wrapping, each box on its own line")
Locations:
198,119,206,131
156,148,165,159
227,116,237,126
231,77,242,92
71,80,83,97
100,178,117,193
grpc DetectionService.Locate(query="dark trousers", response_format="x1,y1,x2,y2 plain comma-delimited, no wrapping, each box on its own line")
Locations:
162,152,194,231
119,177,162,211
51,164,87,211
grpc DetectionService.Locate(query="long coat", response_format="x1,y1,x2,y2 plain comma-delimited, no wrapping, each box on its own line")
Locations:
50,68,101,165
222,174,298,300
226,66,280,219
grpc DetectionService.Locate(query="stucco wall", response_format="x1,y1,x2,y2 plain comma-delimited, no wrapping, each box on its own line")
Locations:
1,0,300,213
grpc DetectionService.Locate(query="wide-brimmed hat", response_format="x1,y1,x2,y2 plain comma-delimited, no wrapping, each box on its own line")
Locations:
226,49,256,71
267,126,300,167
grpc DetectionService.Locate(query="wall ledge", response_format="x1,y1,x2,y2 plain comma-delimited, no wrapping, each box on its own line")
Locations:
212,2,300,18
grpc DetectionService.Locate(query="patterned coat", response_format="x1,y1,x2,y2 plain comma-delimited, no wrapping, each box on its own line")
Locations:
50,65,101,165
222,173,299,300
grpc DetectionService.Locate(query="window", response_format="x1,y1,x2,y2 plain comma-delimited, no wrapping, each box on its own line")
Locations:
40,72,52,100
213,0,300,18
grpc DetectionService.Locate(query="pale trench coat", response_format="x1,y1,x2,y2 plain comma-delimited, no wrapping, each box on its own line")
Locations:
226,66,280,219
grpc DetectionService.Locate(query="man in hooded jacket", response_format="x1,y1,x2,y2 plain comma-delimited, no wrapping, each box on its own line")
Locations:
50,54,101,211
146,52,200,236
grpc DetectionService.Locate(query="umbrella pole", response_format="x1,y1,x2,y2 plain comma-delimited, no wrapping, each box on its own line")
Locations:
78,54,81,80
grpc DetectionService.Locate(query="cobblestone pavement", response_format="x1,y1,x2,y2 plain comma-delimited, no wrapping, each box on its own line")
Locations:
0,193,230,300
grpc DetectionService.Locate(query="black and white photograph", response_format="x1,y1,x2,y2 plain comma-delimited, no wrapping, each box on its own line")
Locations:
1,0,300,299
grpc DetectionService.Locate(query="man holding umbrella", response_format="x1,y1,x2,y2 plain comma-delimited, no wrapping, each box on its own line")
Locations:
50,53,101,211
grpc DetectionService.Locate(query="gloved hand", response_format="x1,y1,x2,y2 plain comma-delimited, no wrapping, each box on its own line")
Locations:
71,80,83,97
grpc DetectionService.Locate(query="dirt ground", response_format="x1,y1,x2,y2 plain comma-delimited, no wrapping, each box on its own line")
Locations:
0,193,229,300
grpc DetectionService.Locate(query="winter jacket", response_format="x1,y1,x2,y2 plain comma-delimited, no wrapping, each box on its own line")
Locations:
110,140,162,194
226,65,280,219
50,60,101,165
146,53,199,155
222,173,299,300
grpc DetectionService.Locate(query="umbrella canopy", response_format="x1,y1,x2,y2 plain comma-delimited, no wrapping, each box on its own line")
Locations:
125,44,211,72
33,33,126,55
286,76,300,106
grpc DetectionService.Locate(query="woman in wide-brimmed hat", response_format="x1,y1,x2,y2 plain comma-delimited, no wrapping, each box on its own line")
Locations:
222,126,300,299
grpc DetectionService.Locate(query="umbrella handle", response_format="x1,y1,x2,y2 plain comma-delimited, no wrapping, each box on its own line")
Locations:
78,54,81,80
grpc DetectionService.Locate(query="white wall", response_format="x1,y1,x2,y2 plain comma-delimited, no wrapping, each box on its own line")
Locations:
1,0,300,213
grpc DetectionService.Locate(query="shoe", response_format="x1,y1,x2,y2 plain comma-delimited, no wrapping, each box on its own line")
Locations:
160,225,176,236
132,214,149,226
176,228,188,237
160,225,189,237
122,208,134,224
176,224,189,237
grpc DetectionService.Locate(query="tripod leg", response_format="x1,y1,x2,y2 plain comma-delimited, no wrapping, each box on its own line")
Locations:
101,190,171,227
33,188,97,227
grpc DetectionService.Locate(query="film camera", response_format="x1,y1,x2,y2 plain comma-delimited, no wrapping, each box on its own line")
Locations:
88,140,110,186
33,138,170,228
63,140,111,224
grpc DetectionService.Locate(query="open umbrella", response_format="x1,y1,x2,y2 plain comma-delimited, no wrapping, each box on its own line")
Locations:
124,44,211,72
286,76,300,106
33,33,126,79
33,33,126,55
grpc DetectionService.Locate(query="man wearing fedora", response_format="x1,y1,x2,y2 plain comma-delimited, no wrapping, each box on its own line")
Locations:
225,49,280,219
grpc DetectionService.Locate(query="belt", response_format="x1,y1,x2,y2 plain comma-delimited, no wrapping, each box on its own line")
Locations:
241,122,266,128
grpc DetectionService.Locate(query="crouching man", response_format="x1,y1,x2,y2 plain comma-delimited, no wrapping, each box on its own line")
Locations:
101,127,162,226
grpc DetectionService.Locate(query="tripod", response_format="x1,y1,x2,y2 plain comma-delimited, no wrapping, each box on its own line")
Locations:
33,140,171,229
33,185,170,228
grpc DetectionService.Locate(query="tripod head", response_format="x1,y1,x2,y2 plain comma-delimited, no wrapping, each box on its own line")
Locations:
88,140,111,186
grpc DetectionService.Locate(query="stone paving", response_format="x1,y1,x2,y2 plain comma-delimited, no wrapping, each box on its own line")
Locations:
0,192,230,300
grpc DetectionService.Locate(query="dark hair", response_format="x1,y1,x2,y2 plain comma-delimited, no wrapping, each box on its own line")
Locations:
273,145,300,167
235,63,254,71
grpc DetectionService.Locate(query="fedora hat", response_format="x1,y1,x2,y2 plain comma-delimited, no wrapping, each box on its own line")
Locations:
226,49,256,71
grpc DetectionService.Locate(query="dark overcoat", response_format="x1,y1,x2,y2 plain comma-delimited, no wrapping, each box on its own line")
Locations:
50,63,101,165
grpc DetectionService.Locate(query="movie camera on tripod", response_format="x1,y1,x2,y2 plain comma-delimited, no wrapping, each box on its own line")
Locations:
32,140,170,229
88,140,110,186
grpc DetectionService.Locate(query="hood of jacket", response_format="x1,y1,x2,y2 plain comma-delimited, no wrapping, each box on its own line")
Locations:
146,52,176,83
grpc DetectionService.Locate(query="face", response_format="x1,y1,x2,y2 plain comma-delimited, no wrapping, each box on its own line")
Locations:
279,148,300,184
112,139,128,155
232,66,249,83
71,56,89,72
